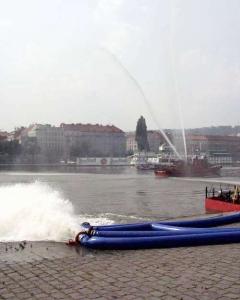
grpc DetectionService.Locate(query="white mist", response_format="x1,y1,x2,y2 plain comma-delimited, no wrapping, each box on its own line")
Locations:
0,181,113,242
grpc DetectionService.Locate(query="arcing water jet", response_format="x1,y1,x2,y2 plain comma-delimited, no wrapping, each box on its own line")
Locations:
169,0,187,160
101,47,181,159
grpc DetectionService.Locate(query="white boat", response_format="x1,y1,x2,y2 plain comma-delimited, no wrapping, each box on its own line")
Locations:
129,152,158,170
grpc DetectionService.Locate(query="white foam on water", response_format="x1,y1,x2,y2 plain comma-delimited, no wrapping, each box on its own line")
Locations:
0,181,113,242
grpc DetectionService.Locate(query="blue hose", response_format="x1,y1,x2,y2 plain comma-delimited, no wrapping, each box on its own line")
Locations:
91,212,240,231
80,230,240,250
78,213,240,250
93,227,240,237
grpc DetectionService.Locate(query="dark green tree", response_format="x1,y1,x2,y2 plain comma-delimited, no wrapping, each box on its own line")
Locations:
135,116,150,152
0,140,22,163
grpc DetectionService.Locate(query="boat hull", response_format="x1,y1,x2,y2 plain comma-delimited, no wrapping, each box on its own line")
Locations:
205,198,240,213
155,157,222,177
155,165,221,177
154,170,168,177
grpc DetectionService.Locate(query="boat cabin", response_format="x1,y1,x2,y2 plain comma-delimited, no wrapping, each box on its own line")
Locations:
206,186,240,204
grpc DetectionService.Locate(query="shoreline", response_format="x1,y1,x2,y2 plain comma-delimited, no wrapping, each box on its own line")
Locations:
1,163,240,167
0,164,131,168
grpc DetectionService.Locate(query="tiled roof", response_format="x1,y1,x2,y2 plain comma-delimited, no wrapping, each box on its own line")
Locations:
60,123,124,133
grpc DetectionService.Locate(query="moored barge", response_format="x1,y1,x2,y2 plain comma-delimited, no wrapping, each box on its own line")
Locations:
205,186,240,213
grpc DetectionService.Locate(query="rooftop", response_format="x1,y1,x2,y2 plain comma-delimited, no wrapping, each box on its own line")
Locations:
60,123,124,133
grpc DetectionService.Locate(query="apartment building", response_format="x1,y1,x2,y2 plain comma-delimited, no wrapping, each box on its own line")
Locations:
19,124,65,162
60,123,126,158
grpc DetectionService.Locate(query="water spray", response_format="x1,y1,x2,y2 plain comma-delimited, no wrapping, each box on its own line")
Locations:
0,181,113,242
169,0,188,160
101,47,181,159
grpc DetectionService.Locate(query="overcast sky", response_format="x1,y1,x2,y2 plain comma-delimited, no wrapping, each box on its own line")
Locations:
1,0,240,132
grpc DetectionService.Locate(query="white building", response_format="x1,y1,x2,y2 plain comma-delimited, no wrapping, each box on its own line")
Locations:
22,124,65,161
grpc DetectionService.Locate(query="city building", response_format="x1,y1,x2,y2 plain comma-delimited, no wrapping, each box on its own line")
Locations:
60,123,126,158
19,124,65,162
126,132,138,153
186,135,240,164
0,131,8,141
31,124,64,158
15,123,126,162
5,123,240,165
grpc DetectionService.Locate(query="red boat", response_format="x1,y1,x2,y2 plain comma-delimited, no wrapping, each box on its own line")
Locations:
205,186,240,213
155,156,221,177
154,170,169,177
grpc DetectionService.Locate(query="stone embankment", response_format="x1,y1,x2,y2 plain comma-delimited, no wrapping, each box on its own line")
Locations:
0,239,240,299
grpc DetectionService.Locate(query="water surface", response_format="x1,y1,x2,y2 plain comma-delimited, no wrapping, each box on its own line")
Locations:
0,166,239,241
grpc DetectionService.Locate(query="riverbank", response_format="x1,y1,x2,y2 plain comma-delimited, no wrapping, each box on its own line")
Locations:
1,163,240,168
1,238,240,299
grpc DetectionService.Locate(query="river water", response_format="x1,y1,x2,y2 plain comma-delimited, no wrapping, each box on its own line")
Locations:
0,166,240,242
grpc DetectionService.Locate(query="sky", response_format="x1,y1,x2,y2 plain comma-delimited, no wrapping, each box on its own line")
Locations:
1,0,240,132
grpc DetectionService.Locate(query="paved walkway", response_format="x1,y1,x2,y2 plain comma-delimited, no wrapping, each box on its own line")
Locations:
0,239,240,300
